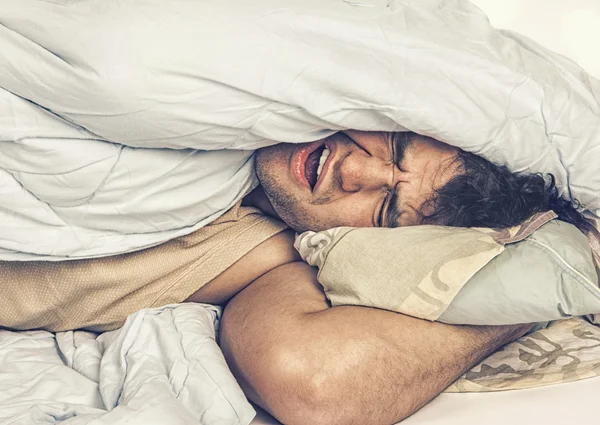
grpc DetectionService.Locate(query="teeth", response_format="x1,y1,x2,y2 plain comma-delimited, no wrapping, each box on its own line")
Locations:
316,148,330,180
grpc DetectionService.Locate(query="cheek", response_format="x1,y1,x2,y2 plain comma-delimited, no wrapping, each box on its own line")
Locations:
256,145,291,175
255,145,299,198
310,198,376,228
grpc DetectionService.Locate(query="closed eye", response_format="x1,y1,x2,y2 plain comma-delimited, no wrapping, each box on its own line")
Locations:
384,187,402,228
378,190,391,227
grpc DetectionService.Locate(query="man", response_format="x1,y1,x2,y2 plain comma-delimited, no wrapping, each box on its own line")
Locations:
1,130,586,425
217,130,588,425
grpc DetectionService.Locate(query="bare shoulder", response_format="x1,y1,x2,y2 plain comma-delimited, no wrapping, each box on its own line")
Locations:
185,229,301,305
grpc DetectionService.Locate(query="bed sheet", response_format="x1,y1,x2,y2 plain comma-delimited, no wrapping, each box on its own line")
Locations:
251,376,600,425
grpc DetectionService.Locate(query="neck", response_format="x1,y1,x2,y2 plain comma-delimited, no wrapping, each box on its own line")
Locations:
242,185,280,220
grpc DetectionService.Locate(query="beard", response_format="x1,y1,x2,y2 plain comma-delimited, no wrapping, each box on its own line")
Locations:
255,146,322,233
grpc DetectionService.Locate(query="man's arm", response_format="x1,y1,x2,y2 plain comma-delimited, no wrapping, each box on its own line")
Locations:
220,261,531,425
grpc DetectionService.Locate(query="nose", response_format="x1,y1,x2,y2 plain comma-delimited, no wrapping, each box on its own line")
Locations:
339,151,394,193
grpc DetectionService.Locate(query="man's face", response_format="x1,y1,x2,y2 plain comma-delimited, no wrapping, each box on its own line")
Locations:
255,131,461,232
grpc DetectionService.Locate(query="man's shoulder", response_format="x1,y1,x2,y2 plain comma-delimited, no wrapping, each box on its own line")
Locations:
185,229,301,304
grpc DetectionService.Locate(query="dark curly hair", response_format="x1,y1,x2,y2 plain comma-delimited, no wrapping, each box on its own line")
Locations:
420,150,590,230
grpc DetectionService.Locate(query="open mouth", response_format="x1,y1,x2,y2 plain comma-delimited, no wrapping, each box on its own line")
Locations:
304,144,331,190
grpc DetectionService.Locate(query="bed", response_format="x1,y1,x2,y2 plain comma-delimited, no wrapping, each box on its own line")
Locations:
1,1,599,424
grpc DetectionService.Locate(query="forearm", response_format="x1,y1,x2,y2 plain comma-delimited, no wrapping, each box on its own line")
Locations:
220,262,531,425
305,305,531,423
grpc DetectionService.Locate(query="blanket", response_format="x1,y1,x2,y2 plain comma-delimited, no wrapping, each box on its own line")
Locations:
0,304,255,425
1,0,599,260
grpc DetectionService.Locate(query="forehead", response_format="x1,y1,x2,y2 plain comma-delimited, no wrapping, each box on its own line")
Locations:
343,130,389,142
342,130,414,159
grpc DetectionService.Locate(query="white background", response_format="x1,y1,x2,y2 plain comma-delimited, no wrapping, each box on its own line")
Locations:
471,0,600,78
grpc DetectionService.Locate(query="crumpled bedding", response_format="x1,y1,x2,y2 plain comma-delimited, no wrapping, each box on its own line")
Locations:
2,304,599,425
0,304,255,425
1,0,599,261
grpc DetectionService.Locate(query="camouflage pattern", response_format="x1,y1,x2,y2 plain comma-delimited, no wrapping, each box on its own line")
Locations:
295,212,557,321
449,317,600,392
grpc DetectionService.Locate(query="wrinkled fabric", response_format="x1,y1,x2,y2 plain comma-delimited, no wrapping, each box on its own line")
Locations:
0,304,255,425
448,317,600,392
0,201,287,332
1,0,599,260
295,211,600,324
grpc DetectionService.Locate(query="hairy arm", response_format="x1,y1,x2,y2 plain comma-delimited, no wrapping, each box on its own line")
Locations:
220,261,531,425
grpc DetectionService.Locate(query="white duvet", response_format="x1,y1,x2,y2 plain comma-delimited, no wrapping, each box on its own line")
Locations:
1,0,599,261
0,304,255,425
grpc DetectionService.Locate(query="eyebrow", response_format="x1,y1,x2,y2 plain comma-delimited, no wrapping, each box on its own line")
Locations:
382,132,414,228
390,132,412,165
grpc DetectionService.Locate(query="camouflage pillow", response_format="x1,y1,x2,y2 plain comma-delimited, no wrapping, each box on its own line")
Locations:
295,212,600,325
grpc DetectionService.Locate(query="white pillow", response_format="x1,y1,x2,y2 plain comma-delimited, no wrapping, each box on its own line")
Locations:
440,220,600,325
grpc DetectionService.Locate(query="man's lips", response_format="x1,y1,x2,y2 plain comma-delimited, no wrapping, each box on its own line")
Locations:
291,138,335,192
